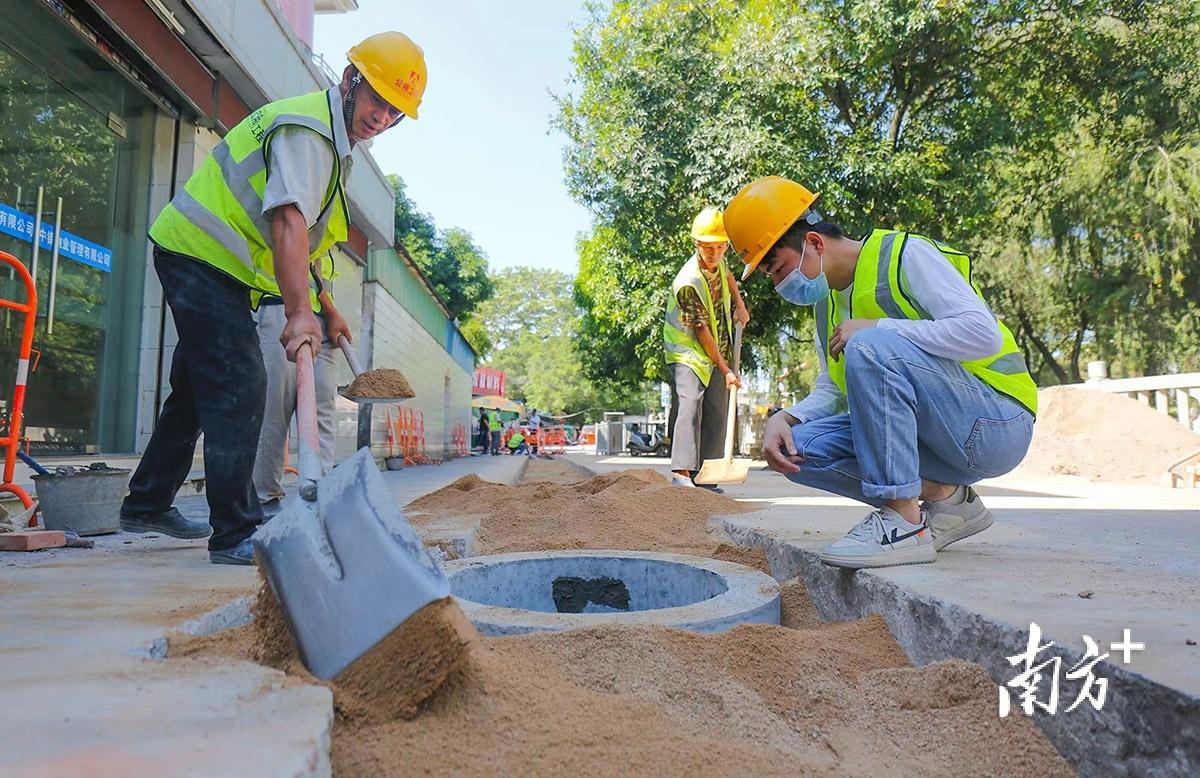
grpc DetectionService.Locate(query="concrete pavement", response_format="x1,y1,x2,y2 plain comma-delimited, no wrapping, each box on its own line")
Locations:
0,453,525,777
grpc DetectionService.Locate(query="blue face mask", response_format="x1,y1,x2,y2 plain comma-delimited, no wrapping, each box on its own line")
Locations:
774,247,829,306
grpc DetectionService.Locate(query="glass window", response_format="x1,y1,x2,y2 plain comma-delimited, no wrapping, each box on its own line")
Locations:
0,2,155,453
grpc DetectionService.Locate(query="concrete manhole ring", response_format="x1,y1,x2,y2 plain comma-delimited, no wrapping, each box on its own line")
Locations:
444,549,781,636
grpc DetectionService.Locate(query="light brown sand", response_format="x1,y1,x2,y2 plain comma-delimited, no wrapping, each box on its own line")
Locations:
1017,386,1200,482
169,460,1071,775
521,457,593,485
406,468,752,556
344,368,415,399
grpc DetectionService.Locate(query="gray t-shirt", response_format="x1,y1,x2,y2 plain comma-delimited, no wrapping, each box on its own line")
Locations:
261,87,354,228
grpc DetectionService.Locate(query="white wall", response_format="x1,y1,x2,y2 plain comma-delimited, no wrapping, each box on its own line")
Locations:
365,282,473,459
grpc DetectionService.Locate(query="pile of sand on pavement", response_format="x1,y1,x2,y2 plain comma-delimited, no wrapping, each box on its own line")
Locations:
175,598,1069,777
405,467,754,556
1017,386,1200,482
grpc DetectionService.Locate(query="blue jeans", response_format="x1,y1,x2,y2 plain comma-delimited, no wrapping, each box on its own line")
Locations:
786,328,1034,506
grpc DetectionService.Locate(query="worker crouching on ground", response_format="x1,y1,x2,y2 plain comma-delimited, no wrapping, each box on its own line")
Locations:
662,206,751,490
118,32,427,565
724,176,1037,569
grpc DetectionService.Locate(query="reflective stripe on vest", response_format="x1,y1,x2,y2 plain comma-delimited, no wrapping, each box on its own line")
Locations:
822,229,1038,416
662,255,732,386
148,90,349,311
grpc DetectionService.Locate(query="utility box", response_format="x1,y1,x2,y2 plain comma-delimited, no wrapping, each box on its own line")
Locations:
596,411,626,455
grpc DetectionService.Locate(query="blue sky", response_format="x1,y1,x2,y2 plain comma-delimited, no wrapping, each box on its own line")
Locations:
313,1,595,275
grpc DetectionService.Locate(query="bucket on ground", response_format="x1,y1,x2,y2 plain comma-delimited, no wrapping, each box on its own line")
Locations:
33,464,130,536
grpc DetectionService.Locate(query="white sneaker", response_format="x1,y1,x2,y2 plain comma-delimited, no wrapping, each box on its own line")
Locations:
670,474,696,488
923,486,992,551
819,508,936,569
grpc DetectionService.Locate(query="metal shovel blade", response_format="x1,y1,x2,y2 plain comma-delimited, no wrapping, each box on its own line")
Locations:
251,446,449,680
693,456,751,485
337,386,413,404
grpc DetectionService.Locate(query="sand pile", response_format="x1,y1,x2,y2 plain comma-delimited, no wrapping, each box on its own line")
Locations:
1017,386,1200,482
406,468,752,556
520,457,592,485
334,615,1069,777
173,599,1068,776
344,368,415,399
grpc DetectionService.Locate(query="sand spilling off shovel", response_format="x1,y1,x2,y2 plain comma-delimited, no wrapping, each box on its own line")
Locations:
171,573,477,722
343,368,415,399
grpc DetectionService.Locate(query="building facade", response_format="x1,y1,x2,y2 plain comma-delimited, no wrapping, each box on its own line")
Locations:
0,0,473,462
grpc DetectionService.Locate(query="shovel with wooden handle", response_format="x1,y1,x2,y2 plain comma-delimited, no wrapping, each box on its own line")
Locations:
694,321,750,486
252,341,450,680
336,334,413,404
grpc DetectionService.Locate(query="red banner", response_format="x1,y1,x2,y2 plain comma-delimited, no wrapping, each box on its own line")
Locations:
473,368,506,396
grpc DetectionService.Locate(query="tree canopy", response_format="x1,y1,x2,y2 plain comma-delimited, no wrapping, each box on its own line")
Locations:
472,266,649,419
388,174,494,329
557,0,1200,392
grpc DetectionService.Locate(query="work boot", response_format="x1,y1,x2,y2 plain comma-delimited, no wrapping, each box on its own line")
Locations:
209,538,255,566
819,508,936,569
670,473,696,488
922,485,993,551
119,507,212,540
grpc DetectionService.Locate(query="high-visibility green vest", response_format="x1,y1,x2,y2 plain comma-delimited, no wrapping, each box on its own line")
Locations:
663,255,732,386
489,412,503,432
818,229,1038,416
149,89,349,311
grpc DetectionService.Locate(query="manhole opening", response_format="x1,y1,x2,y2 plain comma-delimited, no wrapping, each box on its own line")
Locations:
450,556,729,614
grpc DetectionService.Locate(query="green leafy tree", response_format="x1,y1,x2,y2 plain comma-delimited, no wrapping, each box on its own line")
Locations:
558,0,1200,387
387,174,494,321
473,266,648,419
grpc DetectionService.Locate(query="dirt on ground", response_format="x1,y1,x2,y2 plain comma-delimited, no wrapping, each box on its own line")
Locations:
406,462,753,556
169,457,1071,775
174,593,1069,777
1016,386,1200,482
343,368,415,399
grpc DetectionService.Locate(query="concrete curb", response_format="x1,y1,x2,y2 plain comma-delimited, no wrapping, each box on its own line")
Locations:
722,518,1200,776
445,549,780,636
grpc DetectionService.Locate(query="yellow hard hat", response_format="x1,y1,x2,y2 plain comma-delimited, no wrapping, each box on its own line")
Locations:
724,176,820,280
347,32,427,120
690,206,728,243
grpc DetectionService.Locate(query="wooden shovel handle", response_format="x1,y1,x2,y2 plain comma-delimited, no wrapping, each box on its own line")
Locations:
722,321,745,461
296,342,321,501
337,334,364,377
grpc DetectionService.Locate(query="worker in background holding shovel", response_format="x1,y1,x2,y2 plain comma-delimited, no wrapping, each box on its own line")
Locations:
119,32,427,565
724,177,1037,570
662,207,751,491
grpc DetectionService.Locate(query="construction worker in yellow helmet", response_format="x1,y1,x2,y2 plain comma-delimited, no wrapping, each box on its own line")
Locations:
120,32,427,566
724,176,1037,570
663,206,751,491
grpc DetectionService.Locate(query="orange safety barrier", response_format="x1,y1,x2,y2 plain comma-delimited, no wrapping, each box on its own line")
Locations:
450,423,469,458
0,251,37,515
391,407,439,465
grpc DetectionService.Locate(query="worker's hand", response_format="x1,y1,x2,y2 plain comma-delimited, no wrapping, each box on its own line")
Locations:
322,304,352,346
829,319,877,361
724,370,742,390
734,305,750,327
281,310,323,363
763,411,804,474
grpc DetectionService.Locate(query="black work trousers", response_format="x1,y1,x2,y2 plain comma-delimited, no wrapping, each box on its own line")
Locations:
122,248,267,551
